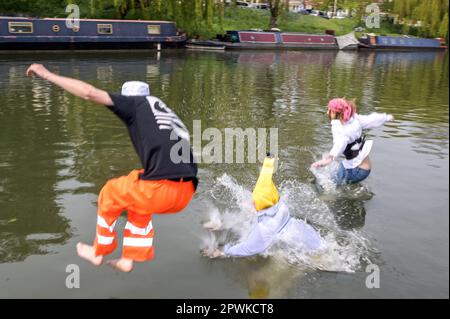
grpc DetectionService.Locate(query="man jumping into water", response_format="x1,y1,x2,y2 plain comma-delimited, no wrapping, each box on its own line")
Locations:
202,154,326,259
26,64,198,272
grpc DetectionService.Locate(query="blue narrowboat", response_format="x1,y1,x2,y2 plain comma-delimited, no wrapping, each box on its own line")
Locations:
0,16,186,50
358,34,447,51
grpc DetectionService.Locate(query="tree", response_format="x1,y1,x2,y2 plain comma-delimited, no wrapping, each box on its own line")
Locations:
205,0,214,27
439,13,448,39
268,0,282,29
392,0,448,39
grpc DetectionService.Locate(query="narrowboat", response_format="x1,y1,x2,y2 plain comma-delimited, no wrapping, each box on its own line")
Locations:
186,39,225,51
0,16,186,50
206,30,338,50
358,34,447,51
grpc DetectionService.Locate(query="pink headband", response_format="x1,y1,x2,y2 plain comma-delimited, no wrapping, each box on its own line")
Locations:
328,98,355,121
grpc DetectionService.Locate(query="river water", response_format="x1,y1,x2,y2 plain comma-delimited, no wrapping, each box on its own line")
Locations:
0,50,448,298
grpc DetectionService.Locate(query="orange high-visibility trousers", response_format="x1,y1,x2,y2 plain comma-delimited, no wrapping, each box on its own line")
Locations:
93,169,195,262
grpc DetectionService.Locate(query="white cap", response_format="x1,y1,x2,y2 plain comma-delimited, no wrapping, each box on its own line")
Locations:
121,81,150,96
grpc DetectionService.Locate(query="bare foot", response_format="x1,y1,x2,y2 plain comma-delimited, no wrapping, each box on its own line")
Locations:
106,258,134,273
76,242,103,266
203,220,221,231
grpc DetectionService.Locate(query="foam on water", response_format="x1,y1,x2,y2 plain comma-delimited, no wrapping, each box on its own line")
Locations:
201,173,378,273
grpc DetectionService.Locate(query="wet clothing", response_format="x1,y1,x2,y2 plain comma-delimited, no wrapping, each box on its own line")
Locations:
223,200,326,257
108,93,198,187
92,94,198,261
335,162,371,185
94,169,195,261
329,113,391,169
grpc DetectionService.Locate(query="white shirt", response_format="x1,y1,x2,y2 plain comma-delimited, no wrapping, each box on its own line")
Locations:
223,200,325,257
329,113,391,169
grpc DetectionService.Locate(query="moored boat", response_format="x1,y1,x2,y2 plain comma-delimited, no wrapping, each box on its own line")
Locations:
210,30,338,50
358,34,447,51
186,39,225,51
0,16,186,50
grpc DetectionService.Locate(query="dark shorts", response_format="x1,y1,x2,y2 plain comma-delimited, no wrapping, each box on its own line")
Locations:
334,162,371,186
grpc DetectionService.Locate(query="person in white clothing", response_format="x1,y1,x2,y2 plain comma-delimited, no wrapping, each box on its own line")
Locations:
312,98,394,185
203,155,326,258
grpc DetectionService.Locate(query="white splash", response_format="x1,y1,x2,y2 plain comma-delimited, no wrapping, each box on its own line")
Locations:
200,173,377,273
309,161,340,193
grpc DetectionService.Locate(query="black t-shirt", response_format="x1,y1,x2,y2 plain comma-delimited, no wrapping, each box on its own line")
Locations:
108,93,198,187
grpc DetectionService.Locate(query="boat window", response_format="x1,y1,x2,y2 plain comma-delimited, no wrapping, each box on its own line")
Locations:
97,24,113,34
8,22,33,34
52,25,60,32
147,25,161,35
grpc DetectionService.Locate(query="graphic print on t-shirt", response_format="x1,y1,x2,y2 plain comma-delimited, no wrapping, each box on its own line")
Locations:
146,96,190,143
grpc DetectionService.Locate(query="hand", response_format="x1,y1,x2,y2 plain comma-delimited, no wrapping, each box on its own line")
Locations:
26,64,52,79
210,248,224,258
201,248,224,259
387,114,394,122
311,154,333,169
311,161,323,168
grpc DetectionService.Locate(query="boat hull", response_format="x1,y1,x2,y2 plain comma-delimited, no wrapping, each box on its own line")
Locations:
216,30,338,50
358,44,447,51
0,17,185,50
221,42,338,50
185,40,225,50
358,35,447,51
0,39,185,50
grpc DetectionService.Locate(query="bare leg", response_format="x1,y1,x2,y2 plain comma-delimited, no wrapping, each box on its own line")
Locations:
106,258,134,273
76,242,103,266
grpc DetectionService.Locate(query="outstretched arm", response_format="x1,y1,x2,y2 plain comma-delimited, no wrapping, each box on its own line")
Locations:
356,113,394,129
222,225,273,258
26,64,113,106
311,153,334,168
312,123,349,168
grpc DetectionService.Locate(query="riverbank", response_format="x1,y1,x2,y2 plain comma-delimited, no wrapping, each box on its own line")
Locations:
175,7,404,39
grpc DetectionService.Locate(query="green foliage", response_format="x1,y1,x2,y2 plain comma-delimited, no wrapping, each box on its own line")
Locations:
0,0,67,17
279,13,358,35
392,0,448,39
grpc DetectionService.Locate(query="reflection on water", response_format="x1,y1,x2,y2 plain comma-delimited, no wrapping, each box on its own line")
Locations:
0,50,448,298
320,186,374,231
240,257,305,299
0,77,72,263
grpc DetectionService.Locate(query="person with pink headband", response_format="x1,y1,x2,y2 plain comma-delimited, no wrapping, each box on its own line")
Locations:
311,98,394,185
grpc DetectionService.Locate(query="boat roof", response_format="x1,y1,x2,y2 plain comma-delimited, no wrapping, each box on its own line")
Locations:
0,16,173,24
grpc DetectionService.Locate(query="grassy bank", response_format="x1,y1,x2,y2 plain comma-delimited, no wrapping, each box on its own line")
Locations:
187,8,359,38
185,7,403,39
